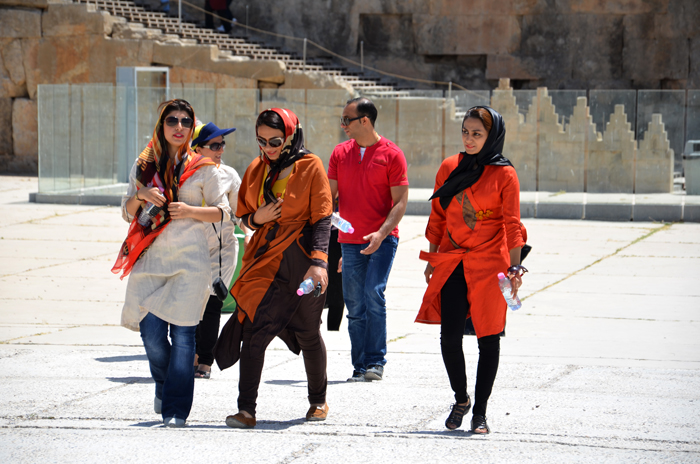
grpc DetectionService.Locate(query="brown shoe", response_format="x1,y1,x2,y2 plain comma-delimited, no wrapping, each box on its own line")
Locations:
225,412,256,429
306,403,329,421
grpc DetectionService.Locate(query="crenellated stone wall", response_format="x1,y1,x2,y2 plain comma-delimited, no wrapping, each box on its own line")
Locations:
490,79,674,194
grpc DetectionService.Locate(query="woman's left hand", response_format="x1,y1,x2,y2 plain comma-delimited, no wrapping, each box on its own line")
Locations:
168,202,193,220
507,272,523,299
302,265,328,294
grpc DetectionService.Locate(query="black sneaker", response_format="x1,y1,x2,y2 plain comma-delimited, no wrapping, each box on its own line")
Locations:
364,365,384,381
346,370,367,382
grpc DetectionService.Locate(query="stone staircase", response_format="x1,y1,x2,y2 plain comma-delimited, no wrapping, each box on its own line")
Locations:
77,0,415,97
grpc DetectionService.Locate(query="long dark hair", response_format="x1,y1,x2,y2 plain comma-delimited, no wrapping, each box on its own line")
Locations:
155,99,195,171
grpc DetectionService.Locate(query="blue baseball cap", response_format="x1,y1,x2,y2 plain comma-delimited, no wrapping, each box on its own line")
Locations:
191,122,236,149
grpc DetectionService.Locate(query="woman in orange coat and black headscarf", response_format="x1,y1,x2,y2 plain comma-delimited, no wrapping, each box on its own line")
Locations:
417,106,527,434
215,108,333,429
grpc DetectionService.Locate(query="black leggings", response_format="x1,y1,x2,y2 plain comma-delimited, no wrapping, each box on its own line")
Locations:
440,262,500,417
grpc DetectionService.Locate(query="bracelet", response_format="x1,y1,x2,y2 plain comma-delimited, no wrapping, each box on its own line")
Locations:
507,265,528,276
135,190,142,202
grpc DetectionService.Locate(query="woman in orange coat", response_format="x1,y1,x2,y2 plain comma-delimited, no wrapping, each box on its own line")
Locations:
417,106,526,434
216,108,333,429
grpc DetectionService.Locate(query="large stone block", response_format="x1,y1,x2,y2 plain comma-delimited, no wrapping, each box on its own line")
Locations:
170,67,256,89
566,0,668,14
12,97,38,164
153,42,286,84
413,14,520,55
690,38,700,88
0,0,50,7
486,55,538,80
20,38,40,99
0,97,12,157
42,3,105,37
622,37,689,81
426,0,542,15
0,8,42,38
1,39,26,91
1,39,27,98
280,71,354,93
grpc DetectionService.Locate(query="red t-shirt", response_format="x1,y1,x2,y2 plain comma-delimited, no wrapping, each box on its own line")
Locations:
328,136,409,244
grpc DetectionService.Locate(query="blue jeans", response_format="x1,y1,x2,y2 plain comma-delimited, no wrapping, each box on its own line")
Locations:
139,313,196,421
341,235,398,373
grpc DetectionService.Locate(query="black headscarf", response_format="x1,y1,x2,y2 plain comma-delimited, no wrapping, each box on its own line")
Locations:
259,108,311,205
429,106,513,210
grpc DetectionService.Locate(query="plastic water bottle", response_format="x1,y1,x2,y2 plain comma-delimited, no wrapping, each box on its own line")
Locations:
498,272,521,311
331,212,354,233
138,202,162,227
297,278,315,296
137,188,164,227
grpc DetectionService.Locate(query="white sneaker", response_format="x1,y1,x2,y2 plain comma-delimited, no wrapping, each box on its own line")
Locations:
163,417,186,428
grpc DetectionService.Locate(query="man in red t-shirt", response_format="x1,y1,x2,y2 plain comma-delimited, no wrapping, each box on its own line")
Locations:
328,97,409,382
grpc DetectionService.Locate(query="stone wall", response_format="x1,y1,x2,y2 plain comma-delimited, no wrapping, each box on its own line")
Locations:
233,0,700,90
0,1,285,174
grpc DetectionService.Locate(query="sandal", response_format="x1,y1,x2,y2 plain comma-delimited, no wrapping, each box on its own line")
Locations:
471,414,490,434
194,368,211,379
445,397,471,430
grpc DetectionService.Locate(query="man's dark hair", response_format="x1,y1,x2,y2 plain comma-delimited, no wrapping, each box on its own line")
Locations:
346,97,377,126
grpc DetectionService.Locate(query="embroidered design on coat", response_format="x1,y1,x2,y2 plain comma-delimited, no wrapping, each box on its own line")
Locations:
454,191,477,230
475,210,493,221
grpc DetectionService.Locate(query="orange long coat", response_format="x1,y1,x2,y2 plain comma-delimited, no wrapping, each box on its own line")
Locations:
232,154,333,324
416,154,525,338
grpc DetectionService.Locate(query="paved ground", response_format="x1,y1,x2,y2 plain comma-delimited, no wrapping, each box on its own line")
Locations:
1,175,699,463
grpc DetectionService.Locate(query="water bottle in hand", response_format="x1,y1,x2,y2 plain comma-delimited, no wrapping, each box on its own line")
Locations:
137,188,164,227
297,278,315,296
331,212,354,233
498,272,521,311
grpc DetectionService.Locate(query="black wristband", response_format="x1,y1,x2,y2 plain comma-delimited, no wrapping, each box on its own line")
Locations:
507,265,528,276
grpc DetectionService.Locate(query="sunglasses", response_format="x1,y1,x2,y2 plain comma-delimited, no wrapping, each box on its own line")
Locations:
256,136,284,148
164,116,194,128
339,115,364,127
202,141,225,151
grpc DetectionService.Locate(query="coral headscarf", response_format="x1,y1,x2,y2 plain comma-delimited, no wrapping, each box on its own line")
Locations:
111,100,214,279
257,108,311,205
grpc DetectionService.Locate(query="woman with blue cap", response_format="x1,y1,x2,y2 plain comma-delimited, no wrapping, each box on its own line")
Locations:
190,121,247,380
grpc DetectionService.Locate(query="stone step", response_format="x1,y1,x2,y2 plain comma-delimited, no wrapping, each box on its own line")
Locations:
76,0,409,95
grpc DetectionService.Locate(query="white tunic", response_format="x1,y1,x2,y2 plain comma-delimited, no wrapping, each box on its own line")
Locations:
205,163,242,293
120,160,231,331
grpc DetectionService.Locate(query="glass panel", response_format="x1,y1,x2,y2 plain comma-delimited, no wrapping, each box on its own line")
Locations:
686,90,700,156
637,90,686,172
38,85,71,193
260,89,307,130
512,90,537,118
548,90,587,127
589,90,636,135
397,92,444,188
306,89,353,169
215,88,259,175
82,85,115,190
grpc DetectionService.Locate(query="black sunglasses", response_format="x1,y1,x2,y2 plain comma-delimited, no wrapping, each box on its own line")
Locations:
164,116,194,128
202,141,225,151
339,115,364,127
256,136,284,148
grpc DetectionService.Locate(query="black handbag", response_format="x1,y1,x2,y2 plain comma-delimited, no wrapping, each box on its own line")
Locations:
212,214,228,302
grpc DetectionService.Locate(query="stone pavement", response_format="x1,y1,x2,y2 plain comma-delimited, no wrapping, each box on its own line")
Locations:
1,175,699,463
